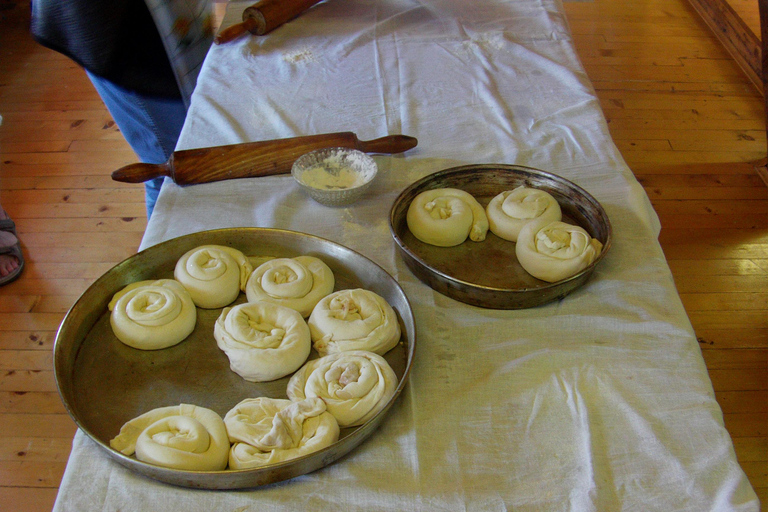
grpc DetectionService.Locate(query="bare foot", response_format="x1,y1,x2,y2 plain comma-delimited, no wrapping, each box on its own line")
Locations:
0,228,17,247
0,207,21,278
0,254,19,277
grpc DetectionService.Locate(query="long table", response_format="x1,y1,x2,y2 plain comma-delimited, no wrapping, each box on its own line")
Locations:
53,0,760,510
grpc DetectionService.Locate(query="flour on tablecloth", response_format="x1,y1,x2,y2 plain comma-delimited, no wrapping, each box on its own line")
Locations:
283,47,316,63
461,32,506,55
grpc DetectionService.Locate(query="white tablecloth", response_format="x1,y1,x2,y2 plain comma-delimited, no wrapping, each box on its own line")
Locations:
54,0,760,510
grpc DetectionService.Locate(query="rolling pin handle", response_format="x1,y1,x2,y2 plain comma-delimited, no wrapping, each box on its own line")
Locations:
357,135,419,154
214,18,260,44
111,162,173,183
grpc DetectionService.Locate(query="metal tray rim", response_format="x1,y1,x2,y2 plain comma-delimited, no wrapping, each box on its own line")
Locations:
53,227,416,489
388,164,612,307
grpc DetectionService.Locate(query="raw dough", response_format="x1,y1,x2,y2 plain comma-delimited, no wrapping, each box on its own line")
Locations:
486,186,562,242
308,288,401,356
287,350,397,427
225,397,339,469
245,256,335,318
515,219,603,283
406,188,489,247
110,404,229,471
174,245,253,309
108,279,196,350
214,301,311,382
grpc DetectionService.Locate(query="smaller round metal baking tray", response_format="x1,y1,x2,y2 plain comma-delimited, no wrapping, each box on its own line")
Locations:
54,228,415,489
389,164,612,309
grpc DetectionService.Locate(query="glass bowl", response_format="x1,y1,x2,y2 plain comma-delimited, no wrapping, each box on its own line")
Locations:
291,148,378,206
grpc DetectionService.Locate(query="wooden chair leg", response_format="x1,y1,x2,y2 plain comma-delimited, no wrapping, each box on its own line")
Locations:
687,0,768,186
758,0,768,184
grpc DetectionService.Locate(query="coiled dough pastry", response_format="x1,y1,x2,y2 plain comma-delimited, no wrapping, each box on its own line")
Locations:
245,256,335,318
109,404,229,471
515,219,603,283
224,397,339,470
287,350,398,427
214,301,311,382
308,288,401,356
174,245,253,309
486,186,562,242
406,188,489,247
109,279,197,350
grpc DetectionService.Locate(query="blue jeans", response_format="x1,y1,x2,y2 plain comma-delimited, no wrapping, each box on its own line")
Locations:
86,71,187,219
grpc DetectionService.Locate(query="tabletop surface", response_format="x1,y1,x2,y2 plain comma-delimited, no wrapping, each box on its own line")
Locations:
54,0,759,510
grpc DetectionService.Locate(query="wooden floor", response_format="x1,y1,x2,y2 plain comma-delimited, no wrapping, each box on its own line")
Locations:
0,0,765,510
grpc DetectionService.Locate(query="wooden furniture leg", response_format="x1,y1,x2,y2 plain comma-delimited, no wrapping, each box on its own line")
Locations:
757,0,768,184
686,0,768,185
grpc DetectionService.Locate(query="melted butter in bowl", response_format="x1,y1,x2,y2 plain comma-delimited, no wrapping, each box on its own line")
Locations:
292,148,378,206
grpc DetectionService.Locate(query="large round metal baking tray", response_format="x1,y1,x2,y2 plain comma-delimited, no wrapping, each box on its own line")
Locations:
54,228,415,489
389,164,612,309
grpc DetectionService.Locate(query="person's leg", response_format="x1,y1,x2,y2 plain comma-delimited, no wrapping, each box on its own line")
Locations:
86,71,187,219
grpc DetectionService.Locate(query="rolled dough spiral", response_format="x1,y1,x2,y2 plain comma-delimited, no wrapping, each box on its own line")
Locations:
214,301,311,382
245,256,335,317
174,245,253,309
406,188,489,247
109,404,229,471
486,186,562,242
287,350,398,427
224,397,339,470
308,288,401,356
108,279,197,350
515,219,603,283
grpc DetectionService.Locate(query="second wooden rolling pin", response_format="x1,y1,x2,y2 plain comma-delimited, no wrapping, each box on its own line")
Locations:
111,132,418,185
214,0,325,44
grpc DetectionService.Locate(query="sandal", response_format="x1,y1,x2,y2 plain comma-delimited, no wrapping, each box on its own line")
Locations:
0,217,24,286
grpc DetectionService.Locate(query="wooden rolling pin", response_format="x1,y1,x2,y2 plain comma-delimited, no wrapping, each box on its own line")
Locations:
214,0,324,44
111,132,418,185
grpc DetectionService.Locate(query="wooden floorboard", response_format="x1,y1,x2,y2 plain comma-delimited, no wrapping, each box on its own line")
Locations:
566,0,768,509
0,3,146,511
0,0,765,510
